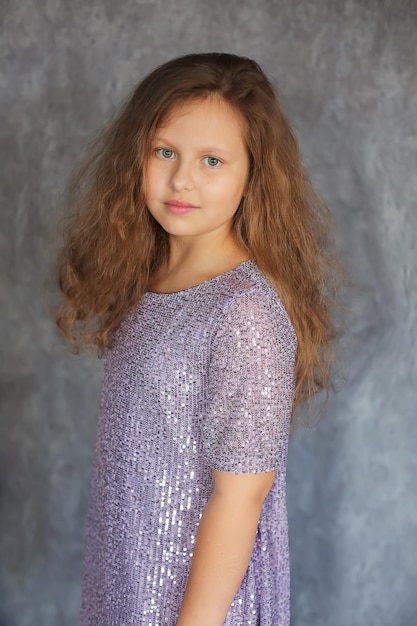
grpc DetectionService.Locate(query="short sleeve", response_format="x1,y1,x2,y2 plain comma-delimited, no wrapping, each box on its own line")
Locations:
201,289,297,473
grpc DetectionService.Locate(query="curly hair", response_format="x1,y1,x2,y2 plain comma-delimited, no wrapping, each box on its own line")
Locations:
55,52,344,425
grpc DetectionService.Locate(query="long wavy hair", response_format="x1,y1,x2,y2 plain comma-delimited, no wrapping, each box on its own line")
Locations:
55,52,343,425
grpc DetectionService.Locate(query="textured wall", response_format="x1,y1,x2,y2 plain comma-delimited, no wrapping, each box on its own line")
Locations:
1,0,416,624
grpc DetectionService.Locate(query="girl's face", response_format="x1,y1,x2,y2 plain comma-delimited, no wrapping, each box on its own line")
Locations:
144,97,249,246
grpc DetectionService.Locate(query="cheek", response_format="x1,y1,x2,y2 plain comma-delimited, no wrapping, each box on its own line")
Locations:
204,173,238,194
143,164,160,199
215,174,246,200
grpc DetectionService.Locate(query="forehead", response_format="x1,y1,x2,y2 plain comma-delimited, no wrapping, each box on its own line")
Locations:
155,97,247,148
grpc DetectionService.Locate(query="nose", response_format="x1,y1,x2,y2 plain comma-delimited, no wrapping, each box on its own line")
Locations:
169,159,195,192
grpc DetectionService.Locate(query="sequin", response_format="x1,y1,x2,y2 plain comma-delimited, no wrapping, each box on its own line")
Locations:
80,259,296,625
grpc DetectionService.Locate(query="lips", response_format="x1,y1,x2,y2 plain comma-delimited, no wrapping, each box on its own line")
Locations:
165,200,198,214
165,200,198,208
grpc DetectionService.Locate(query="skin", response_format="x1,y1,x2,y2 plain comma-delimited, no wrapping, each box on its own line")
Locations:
144,97,277,625
176,470,276,626
144,96,251,291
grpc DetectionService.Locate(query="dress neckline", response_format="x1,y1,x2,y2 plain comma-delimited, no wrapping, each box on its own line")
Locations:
144,259,254,298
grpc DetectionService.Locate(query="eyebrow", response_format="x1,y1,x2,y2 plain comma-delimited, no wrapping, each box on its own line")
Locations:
152,136,233,157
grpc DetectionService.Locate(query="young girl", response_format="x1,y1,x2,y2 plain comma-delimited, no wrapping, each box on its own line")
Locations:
56,52,339,626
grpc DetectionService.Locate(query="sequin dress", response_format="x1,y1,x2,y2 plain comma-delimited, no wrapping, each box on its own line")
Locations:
80,259,297,626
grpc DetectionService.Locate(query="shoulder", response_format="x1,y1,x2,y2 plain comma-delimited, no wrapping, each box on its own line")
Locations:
212,260,297,348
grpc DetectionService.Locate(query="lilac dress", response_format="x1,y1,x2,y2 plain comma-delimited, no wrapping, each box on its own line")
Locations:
80,259,297,626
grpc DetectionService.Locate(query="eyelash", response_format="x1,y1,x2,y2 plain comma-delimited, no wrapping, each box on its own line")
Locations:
154,148,223,168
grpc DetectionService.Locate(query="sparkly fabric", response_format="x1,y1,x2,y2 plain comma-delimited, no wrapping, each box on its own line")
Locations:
80,259,297,626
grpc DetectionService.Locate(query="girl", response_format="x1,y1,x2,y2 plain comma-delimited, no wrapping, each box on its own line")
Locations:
56,52,340,626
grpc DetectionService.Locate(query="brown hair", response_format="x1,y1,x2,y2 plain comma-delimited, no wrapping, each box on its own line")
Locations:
55,52,344,425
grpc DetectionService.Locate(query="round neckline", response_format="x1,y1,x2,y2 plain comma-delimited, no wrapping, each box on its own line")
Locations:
144,259,254,297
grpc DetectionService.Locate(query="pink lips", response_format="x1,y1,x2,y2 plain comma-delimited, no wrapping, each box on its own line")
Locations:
165,200,198,215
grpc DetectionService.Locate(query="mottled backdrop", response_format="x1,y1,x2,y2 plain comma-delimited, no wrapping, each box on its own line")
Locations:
1,0,416,624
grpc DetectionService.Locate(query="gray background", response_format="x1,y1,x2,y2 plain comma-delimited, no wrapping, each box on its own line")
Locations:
1,0,416,624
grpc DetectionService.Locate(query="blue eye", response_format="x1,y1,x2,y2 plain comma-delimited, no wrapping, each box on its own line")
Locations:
203,156,222,168
156,148,175,159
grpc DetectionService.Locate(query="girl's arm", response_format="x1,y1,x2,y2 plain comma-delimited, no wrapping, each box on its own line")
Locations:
176,468,276,626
